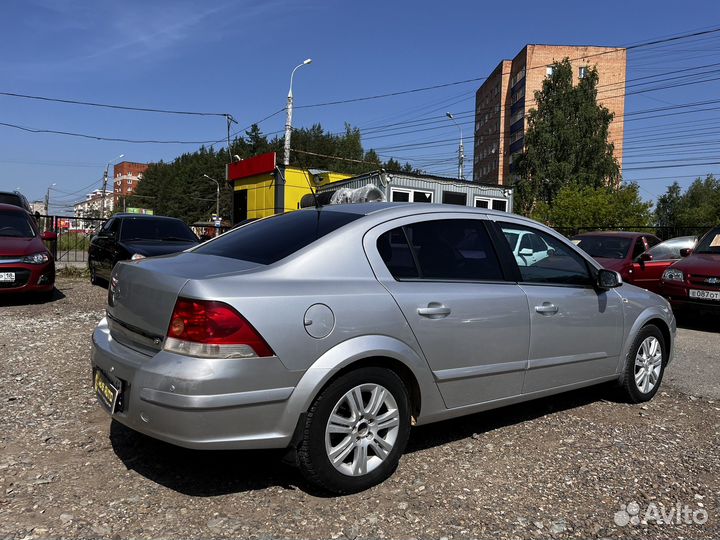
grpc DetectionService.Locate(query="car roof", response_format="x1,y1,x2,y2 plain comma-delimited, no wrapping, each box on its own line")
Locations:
572,230,652,239
113,213,183,221
313,201,517,220
0,202,27,213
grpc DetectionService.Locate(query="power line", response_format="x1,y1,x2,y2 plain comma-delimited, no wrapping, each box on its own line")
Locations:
0,91,231,117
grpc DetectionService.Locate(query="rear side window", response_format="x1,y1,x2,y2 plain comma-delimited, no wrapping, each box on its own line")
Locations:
377,219,503,281
195,210,361,264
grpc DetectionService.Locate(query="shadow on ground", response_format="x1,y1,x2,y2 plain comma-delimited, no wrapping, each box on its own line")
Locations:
675,311,720,332
0,287,65,306
110,384,614,497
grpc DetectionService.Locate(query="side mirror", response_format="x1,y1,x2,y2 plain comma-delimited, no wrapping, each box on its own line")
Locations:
679,248,691,257
639,252,653,262
597,268,622,289
41,231,57,241
519,247,534,256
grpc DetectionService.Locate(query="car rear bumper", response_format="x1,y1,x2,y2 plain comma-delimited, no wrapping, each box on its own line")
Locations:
0,261,54,293
90,317,304,450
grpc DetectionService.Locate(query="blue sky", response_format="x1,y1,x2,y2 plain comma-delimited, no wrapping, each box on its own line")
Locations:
1,0,719,213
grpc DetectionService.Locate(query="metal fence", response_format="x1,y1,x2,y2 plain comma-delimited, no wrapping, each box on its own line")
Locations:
554,226,715,241
38,214,105,266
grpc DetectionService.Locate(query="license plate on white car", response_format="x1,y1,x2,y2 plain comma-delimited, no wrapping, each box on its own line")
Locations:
0,272,15,282
689,289,720,301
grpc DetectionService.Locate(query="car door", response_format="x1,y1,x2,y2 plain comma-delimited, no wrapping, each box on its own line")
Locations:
493,220,624,394
96,218,121,279
365,214,531,409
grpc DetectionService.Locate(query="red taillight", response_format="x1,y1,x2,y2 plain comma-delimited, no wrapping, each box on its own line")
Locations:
166,298,274,357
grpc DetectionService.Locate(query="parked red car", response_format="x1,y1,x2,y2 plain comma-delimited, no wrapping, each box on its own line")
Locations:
624,235,697,294
661,226,720,312
0,203,56,298
571,231,661,282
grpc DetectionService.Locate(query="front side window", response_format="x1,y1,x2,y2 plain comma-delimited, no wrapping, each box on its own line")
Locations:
377,219,503,281
632,238,648,259
499,223,591,286
572,235,632,260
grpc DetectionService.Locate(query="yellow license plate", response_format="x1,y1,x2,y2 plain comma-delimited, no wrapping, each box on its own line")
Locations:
94,369,119,413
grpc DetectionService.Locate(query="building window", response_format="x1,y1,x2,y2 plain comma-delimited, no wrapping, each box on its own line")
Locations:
390,188,433,204
546,66,554,77
579,66,588,79
474,197,508,212
442,191,467,205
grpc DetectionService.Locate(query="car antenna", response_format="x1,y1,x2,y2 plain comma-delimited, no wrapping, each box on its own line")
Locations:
295,149,321,209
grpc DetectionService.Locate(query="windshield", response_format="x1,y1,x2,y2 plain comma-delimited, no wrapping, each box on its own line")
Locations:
694,228,720,254
0,193,23,207
193,209,362,265
120,218,198,242
0,212,35,238
572,236,632,259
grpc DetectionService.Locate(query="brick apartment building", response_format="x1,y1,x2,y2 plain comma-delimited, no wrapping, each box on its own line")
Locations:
113,161,149,210
473,44,627,185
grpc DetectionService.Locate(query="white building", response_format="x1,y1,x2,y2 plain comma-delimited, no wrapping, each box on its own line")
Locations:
73,189,113,229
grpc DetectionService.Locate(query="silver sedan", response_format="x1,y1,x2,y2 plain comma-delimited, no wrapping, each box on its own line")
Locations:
90,203,675,493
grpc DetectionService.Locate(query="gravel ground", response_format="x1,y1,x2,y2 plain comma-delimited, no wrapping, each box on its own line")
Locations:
1,277,718,539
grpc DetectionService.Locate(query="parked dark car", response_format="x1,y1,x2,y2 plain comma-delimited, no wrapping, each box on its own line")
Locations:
0,203,56,298
623,236,697,294
571,231,661,282
88,214,199,285
661,226,720,313
0,190,32,213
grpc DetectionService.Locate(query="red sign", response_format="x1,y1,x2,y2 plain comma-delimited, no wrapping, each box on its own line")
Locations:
227,152,276,181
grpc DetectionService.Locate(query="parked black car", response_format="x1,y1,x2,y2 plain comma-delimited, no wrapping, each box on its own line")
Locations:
88,214,199,285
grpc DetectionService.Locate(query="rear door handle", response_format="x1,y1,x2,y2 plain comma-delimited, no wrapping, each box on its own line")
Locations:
535,303,558,314
417,304,451,318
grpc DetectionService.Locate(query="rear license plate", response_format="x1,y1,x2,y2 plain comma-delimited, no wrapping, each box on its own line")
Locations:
0,272,15,282
689,289,720,301
94,369,119,413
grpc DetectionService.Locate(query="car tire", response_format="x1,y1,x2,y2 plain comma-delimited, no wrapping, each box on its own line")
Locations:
297,367,411,494
619,324,667,403
89,263,104,286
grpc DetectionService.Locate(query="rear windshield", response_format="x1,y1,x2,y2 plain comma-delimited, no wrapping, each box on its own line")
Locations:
695,227,720,254
0,211,35,238
194,210,362,264
572,236,632,259
120,218,198,242
0,193,22,207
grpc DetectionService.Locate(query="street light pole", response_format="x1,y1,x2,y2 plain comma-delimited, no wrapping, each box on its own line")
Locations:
202,174,220,219
44,183,56,214
101,154,124,218
283,58,312,167
446,112,465,180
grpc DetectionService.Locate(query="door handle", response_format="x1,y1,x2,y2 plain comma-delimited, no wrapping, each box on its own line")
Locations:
535,303,558,314
417,304,451,318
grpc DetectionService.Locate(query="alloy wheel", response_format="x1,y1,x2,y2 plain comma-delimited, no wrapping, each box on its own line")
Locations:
634,336,663,394
324,383,400,477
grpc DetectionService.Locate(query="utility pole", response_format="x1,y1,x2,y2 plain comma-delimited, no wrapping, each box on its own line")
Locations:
44,183,56,214
446,112,465,180
101,154,124,218
283,59,312,166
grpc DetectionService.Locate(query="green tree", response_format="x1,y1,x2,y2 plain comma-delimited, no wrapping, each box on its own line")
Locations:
533,182,652,230
514,58,620,215
655,181,683,228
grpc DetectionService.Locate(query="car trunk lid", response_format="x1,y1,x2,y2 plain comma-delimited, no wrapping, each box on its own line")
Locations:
106,252,262,354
